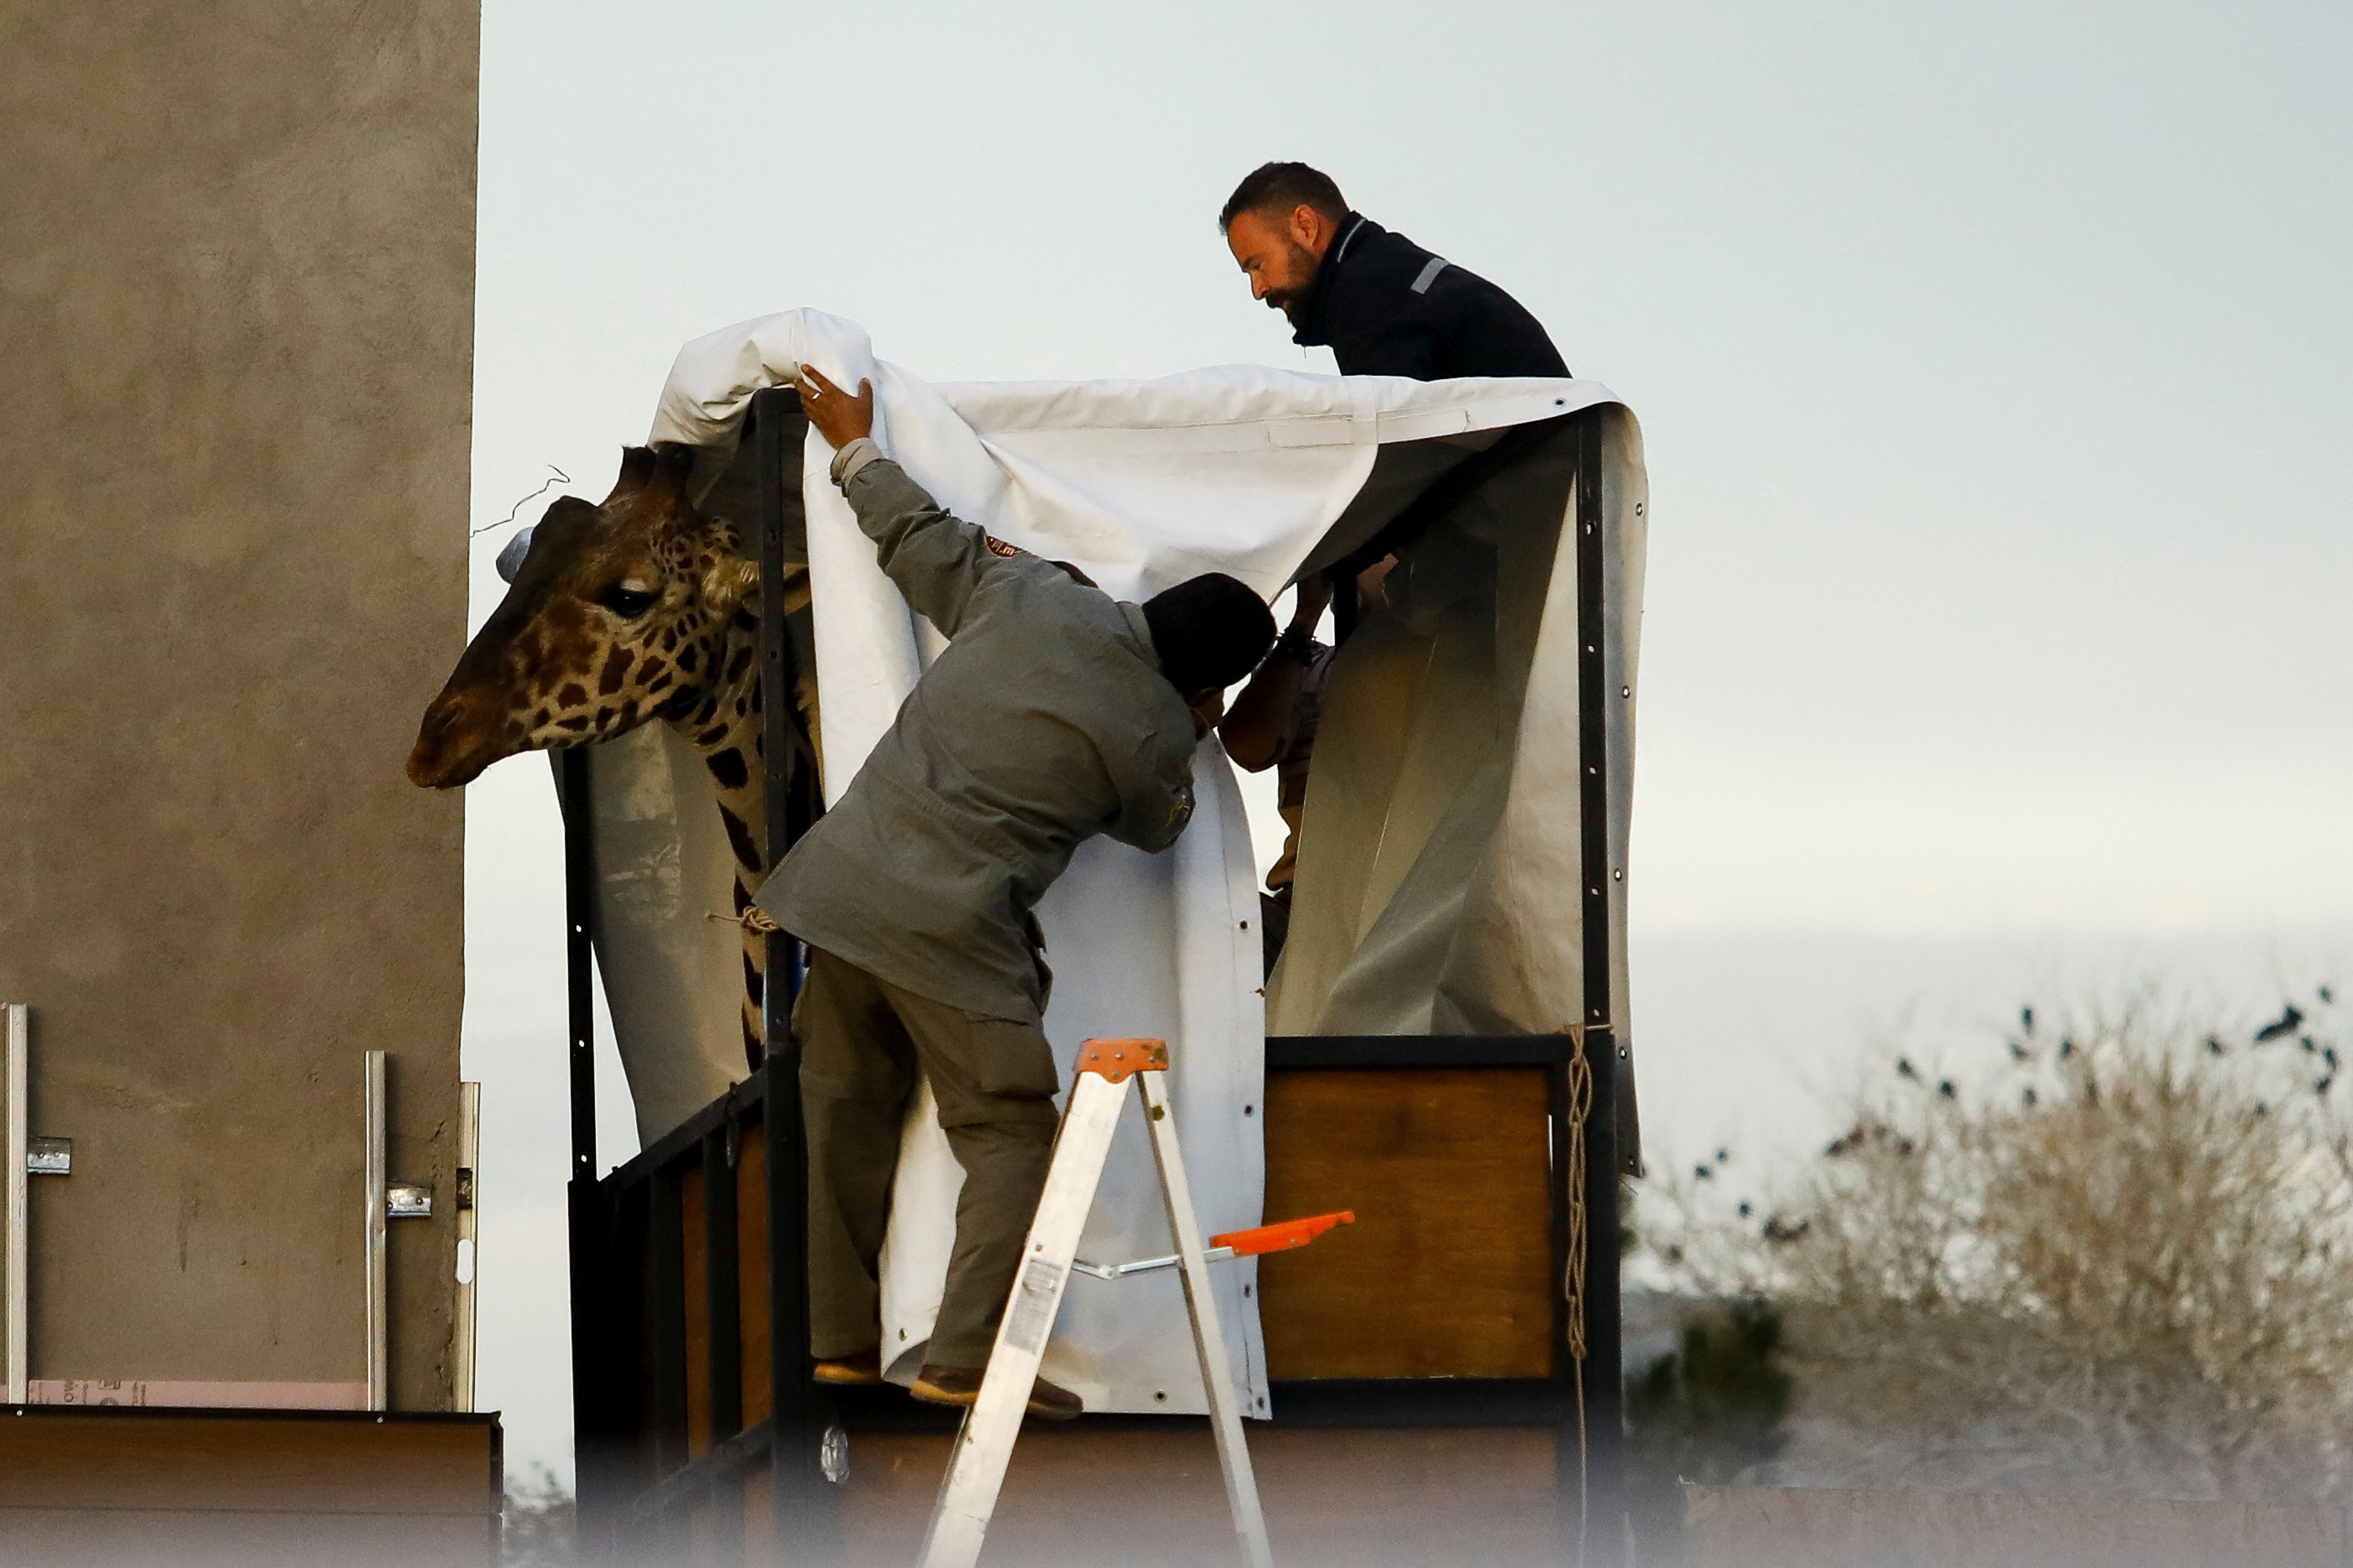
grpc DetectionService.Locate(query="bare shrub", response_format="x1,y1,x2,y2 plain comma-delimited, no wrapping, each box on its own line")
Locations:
1647,988,2353,1501
502,1464,577,1566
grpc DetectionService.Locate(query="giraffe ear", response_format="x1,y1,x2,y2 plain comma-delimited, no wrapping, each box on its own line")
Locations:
703,557,759,612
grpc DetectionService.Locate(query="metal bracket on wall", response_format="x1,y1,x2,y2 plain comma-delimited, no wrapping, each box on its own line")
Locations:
364,1050,389,1412
5,1004,26,1404
453,1080,480,1414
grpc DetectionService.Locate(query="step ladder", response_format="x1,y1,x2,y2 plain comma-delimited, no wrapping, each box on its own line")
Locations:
916,1037,1352,1568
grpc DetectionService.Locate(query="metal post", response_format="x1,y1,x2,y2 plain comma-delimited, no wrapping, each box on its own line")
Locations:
454,1080,481,1413
1568,409,1626,1564
754,383,806,1034
364,1049,389,1412
561,747,597,1182
5,1003,28,1404
556,746,615,1560
753,383,835,1548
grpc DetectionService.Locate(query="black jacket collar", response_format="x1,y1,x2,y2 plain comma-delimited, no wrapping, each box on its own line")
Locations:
1289,212,1375,349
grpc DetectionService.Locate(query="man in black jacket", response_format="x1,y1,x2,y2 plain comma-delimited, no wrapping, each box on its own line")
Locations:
1220,161,1568,380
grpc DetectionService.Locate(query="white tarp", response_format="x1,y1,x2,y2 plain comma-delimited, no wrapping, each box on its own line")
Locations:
618,307,1640,1416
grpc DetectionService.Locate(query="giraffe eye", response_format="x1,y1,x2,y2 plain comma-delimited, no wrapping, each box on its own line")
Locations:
597,584,660,619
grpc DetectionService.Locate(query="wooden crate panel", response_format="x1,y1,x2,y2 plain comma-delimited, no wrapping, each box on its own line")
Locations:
738,1122,775,1428
1260,1067,1554,1379
0,1508,493,1568
682,1164,712,1456
0,1409,498,1515
837,1425,1560,1568
0,1409,498,1568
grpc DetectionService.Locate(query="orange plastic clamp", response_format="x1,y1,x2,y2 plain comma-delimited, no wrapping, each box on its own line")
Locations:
1076,1038,1169,1082
1210,1211,1355,1257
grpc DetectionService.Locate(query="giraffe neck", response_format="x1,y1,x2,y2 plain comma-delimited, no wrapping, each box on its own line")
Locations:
658,598,774,1069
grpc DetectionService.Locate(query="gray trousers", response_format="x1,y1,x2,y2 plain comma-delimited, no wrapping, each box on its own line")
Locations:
795,947,1060,1367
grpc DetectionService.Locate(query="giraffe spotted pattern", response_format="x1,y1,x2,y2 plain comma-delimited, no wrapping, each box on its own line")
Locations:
410,443,817,1069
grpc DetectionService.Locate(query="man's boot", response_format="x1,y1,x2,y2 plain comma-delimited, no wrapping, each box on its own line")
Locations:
911,1362,1083,1420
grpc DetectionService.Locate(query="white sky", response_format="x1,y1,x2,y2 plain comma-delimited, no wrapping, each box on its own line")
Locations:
457,0,2352,1478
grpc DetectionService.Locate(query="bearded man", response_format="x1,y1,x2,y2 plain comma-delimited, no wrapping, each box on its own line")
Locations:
1220,161,1568,381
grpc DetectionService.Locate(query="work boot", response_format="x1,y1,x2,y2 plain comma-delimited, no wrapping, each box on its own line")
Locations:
813,1348,884,1387
911,1362,1083,1420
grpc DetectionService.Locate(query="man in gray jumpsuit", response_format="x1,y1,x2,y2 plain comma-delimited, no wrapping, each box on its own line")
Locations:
757,367,1276,1419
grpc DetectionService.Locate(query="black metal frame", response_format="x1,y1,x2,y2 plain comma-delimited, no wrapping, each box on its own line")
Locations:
1571,405,1627,1561
563,400,1628,1562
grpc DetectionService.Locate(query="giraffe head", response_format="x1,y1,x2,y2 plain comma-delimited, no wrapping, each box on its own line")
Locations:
409,444,762,789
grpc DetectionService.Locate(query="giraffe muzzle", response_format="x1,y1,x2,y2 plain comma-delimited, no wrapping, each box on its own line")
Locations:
407,691,510,789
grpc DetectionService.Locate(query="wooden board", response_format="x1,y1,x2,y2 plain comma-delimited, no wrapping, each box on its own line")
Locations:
682,1164,712,1456
1259,1067,1555,1379
0,1408,499,1567
834,1425,1561,1567
738,1121,775,1429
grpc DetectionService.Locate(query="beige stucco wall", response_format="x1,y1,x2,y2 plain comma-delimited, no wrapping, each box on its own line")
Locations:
0,4,478,1409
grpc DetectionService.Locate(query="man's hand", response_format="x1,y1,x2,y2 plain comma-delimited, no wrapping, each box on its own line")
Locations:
1290,572,1333,632
796,364,875,450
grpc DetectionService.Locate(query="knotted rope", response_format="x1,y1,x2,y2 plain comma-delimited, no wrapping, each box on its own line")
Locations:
1559,1022,1599,1562
705,907,783,935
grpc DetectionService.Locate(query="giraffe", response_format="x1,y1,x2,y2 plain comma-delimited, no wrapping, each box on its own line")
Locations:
408,440,816,1069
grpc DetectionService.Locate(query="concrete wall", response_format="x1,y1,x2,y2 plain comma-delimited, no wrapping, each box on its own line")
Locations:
0,3,479,1409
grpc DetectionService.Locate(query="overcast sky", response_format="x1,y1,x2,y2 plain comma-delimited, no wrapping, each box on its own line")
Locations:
457,0,2350,1478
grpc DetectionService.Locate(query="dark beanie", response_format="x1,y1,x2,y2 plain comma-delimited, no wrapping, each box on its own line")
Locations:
1141,573,1277,695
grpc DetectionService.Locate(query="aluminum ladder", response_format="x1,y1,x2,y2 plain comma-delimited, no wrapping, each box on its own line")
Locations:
916,1036,1351,1568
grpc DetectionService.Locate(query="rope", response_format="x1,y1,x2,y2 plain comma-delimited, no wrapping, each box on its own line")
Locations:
1559,1023,1598,1563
